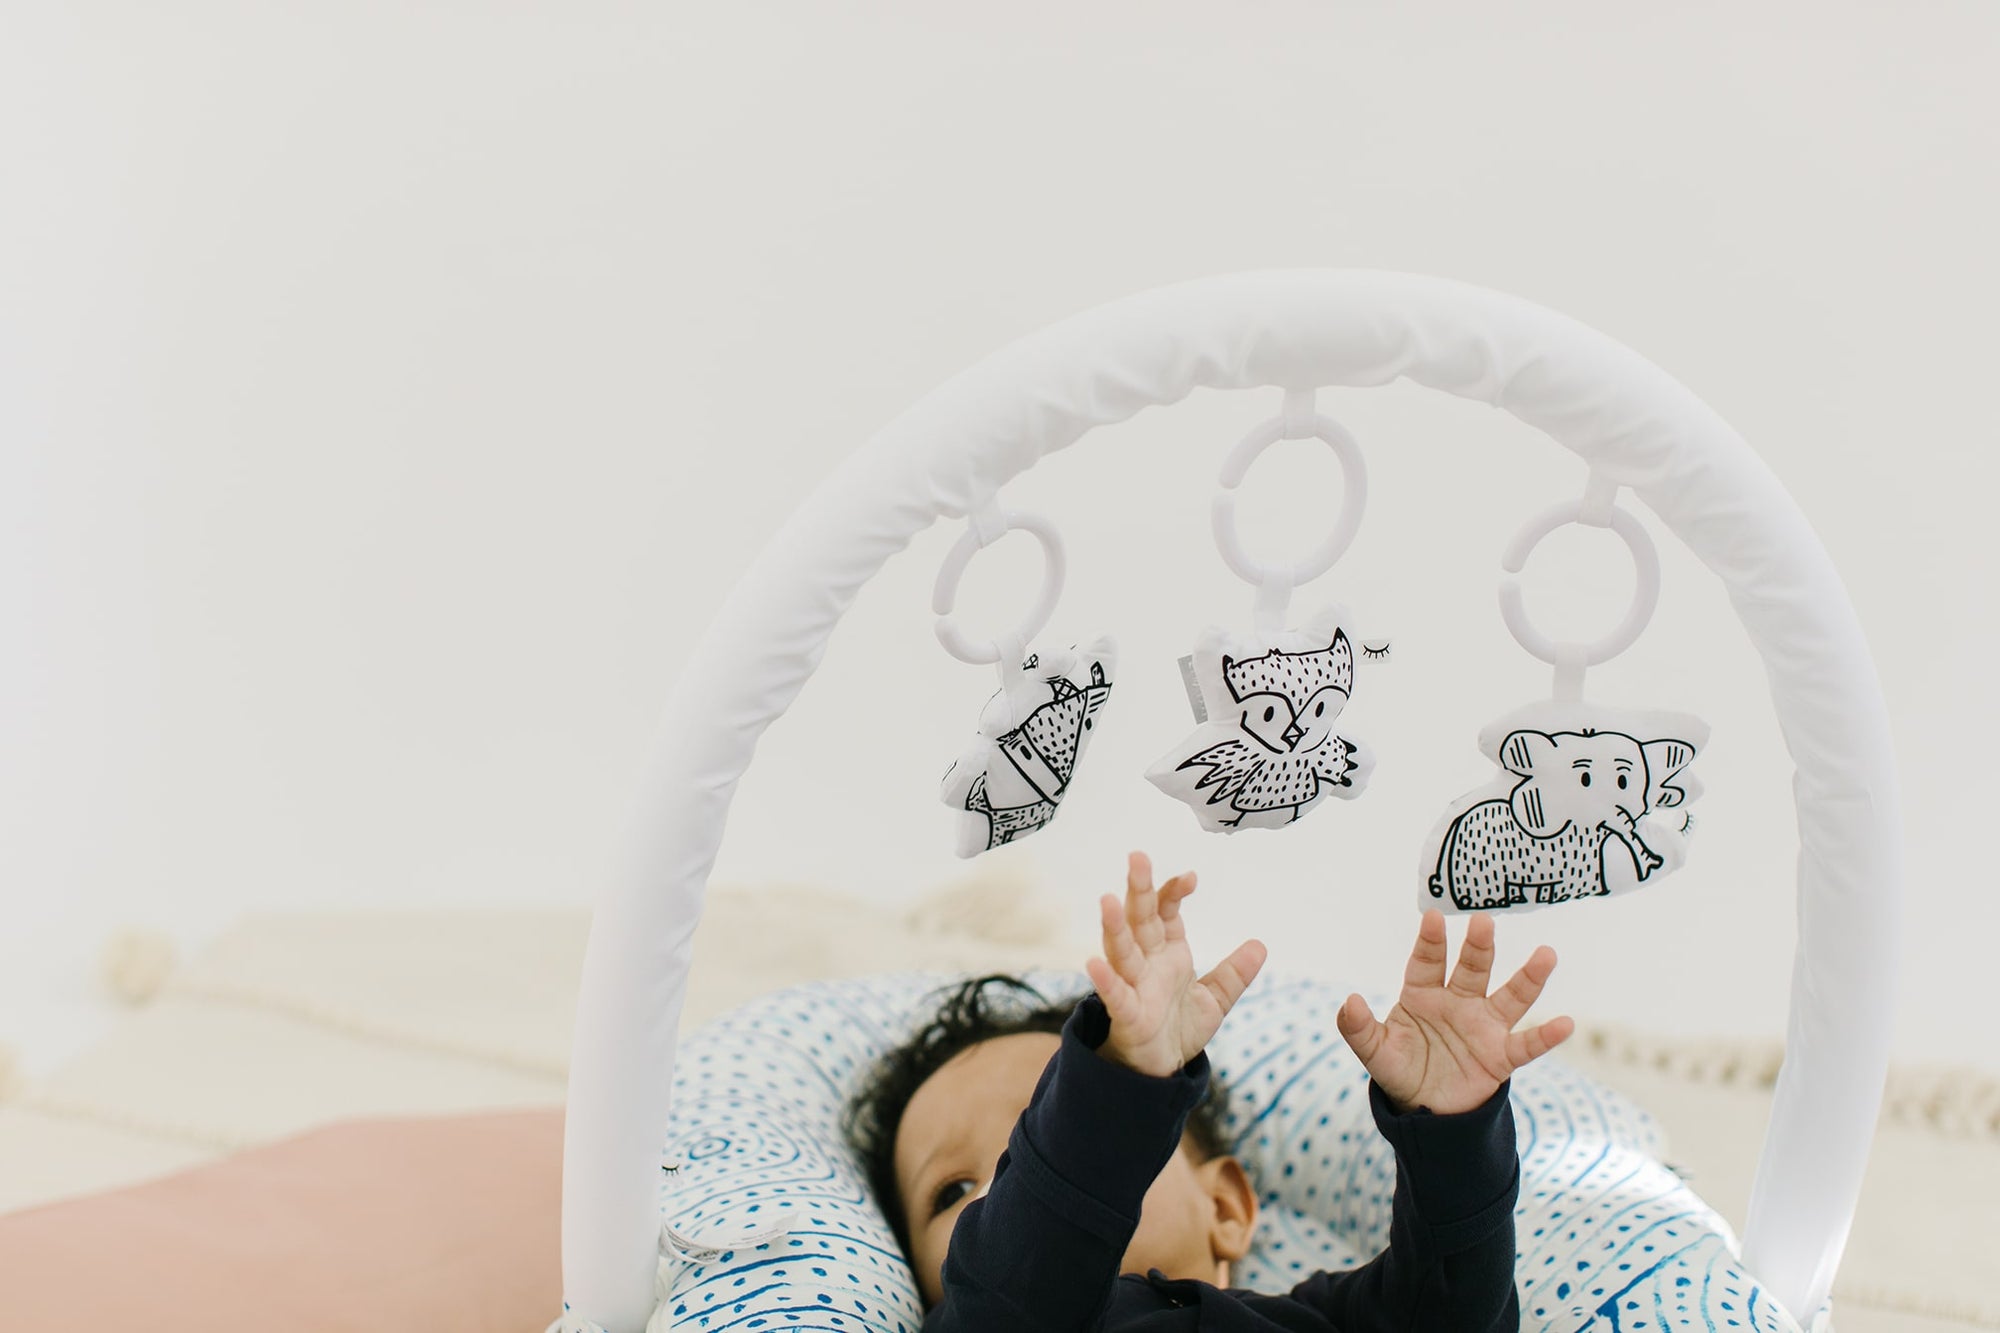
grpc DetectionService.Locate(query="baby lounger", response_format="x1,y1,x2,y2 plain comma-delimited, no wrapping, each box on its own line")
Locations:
579,968,1809,1333
553,271,1901,1332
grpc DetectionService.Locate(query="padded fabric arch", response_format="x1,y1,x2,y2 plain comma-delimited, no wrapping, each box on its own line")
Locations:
559,269,1901,1332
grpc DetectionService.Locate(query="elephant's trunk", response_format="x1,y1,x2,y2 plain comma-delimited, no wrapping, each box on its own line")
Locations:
1600,806,1663,878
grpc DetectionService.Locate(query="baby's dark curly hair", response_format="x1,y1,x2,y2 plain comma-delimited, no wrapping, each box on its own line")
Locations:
839,973,1237,1266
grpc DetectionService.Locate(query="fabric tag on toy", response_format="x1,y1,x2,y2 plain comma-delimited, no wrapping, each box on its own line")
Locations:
1419,696,1707,915
1177,654,1207,723
940,635,1116,858
1147,603,1372,833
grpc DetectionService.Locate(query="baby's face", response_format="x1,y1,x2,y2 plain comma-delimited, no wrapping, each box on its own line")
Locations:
891,1030,1249,1310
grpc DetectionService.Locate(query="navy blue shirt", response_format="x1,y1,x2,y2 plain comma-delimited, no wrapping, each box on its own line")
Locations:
922,992,1520,1331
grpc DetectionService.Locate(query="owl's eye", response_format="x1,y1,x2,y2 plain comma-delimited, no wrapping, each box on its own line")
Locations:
1580,771,1592,788
931,1178,974,1217
1314,701,1324,717
1238,693,1296,752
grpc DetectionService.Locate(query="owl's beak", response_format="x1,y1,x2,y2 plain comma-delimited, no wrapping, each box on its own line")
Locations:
1282,724,1304,747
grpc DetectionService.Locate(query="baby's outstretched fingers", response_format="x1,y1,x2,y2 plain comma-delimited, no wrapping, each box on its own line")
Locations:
1098,892,1146,984
1334,993,1385,1066
1155,870,1196,930
1085,954,1140,1026
1505,1013,1576,1069
1197,938,1267,1018
1122,851,1174,951
1445,911,1498,999
1403,909,1450,991
1487,944,1559,1029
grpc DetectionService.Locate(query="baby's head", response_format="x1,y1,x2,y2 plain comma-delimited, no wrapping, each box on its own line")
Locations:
841,974,1259,1310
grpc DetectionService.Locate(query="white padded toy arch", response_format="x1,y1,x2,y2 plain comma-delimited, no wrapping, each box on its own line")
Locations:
560,268,1903,1333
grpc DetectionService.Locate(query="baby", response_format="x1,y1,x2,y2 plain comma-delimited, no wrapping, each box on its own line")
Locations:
842,850,1575,1331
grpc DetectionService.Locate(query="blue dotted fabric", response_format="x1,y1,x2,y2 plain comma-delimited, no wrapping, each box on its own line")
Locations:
647,967,1809,1333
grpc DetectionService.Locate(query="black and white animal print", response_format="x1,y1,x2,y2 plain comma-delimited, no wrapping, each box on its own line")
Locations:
1176,629,1362,828
945,653,1113,854
1149,604,1376,835
1429,727,1698,909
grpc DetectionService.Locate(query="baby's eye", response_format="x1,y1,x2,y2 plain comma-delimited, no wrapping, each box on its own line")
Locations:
931,1178,974,1217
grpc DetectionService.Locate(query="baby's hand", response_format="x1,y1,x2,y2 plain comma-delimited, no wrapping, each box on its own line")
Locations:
1085,851,1268,1079
1335,909,1574,1115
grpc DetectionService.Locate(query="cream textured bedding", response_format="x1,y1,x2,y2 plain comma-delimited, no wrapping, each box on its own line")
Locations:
0,861,1991,1331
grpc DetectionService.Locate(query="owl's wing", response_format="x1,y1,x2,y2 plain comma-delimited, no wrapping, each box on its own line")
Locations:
1311,736,1359,784
1177,738,1260,806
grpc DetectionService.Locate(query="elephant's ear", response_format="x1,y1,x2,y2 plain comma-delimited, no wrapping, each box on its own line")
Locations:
1498,729,1556,778
1644,738,1698,809
1501,730,1563,834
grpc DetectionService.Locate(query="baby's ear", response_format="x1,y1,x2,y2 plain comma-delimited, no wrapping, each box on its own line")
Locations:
1202,1155,1258,1263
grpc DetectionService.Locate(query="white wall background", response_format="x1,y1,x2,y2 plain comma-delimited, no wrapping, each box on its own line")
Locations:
2,2,1995,1082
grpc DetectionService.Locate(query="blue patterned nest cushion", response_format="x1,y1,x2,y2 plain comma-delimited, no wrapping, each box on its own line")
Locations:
585,967,1810,1333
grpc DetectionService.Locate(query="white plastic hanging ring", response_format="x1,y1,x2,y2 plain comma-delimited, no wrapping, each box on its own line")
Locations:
1498,499,1661,666
1210,407,1368,587
932,508,1066,665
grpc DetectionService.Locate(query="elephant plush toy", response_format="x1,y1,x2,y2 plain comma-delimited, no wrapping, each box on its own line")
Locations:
1419,698,1708,914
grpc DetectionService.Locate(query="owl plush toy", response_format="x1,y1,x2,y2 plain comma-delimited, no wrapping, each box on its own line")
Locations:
940,636,1116,858
1147,602,1374,833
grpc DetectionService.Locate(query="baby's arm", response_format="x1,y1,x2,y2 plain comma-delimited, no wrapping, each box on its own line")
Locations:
1271,907,1566,1331
927,851,1264,1331
923,991,1210,1332
1279,1077,1520,1331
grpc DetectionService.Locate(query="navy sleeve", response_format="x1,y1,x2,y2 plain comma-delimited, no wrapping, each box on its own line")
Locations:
1280,1077,1522,1332
922,991,1210,1333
